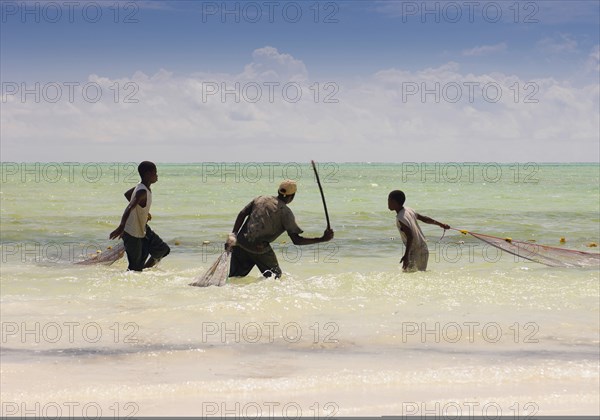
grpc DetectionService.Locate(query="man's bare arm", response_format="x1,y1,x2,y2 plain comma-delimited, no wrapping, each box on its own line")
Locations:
124,187,135,201
231,204,253,234
289,229,334,246
416,214,450,230
399,222,413,269
225,204,254,250
110,189,147,239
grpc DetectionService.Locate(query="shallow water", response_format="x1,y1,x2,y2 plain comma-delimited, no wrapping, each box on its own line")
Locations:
1,162,598,416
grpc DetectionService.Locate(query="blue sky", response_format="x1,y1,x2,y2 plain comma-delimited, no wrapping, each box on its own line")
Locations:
1,0,599,162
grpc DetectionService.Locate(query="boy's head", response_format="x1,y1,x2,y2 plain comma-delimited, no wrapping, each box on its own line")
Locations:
138,161,158,183
388,190,406,211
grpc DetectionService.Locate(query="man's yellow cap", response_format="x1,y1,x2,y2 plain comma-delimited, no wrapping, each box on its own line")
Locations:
278,179,297,196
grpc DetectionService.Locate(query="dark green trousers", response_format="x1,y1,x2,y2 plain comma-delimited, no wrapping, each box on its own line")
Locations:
229,245,282,278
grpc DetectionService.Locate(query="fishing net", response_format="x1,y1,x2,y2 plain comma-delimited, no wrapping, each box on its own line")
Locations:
76,243,125,265
189,250,231,287
455,229,600,268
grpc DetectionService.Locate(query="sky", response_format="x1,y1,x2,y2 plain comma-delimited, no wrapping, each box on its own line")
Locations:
1,0,599,162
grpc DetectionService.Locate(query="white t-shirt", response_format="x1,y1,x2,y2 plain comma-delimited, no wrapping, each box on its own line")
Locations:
396,207,427,250
124,183,152,238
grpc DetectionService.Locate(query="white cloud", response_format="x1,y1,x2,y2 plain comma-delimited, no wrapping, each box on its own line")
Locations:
587,45,600,73
242,46,308,82
537,34,578,54
1,49,599,162
462,43,507,57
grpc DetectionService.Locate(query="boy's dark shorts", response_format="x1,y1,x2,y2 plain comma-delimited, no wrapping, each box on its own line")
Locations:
122,225,170,271
229,245,281,279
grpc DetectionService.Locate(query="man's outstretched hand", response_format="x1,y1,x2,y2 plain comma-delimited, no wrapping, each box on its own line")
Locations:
224,233,237,251
322,228,334,241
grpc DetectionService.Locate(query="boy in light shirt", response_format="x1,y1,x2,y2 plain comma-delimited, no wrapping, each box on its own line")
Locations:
388,190,449,272
110,161,170,271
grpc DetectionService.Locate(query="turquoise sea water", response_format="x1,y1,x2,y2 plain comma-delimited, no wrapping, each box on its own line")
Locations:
1,162,599,416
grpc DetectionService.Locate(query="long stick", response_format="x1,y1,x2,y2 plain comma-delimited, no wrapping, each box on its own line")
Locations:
311,160,331,230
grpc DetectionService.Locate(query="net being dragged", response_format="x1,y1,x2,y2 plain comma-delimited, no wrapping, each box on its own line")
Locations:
455,229,600,268
189,250,232,287
76,242,125,265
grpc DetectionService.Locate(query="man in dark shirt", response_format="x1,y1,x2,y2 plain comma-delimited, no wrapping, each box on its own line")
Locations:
226,180,334,278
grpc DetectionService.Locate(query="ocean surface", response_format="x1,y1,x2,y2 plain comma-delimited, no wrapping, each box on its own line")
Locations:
1,162,599,416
